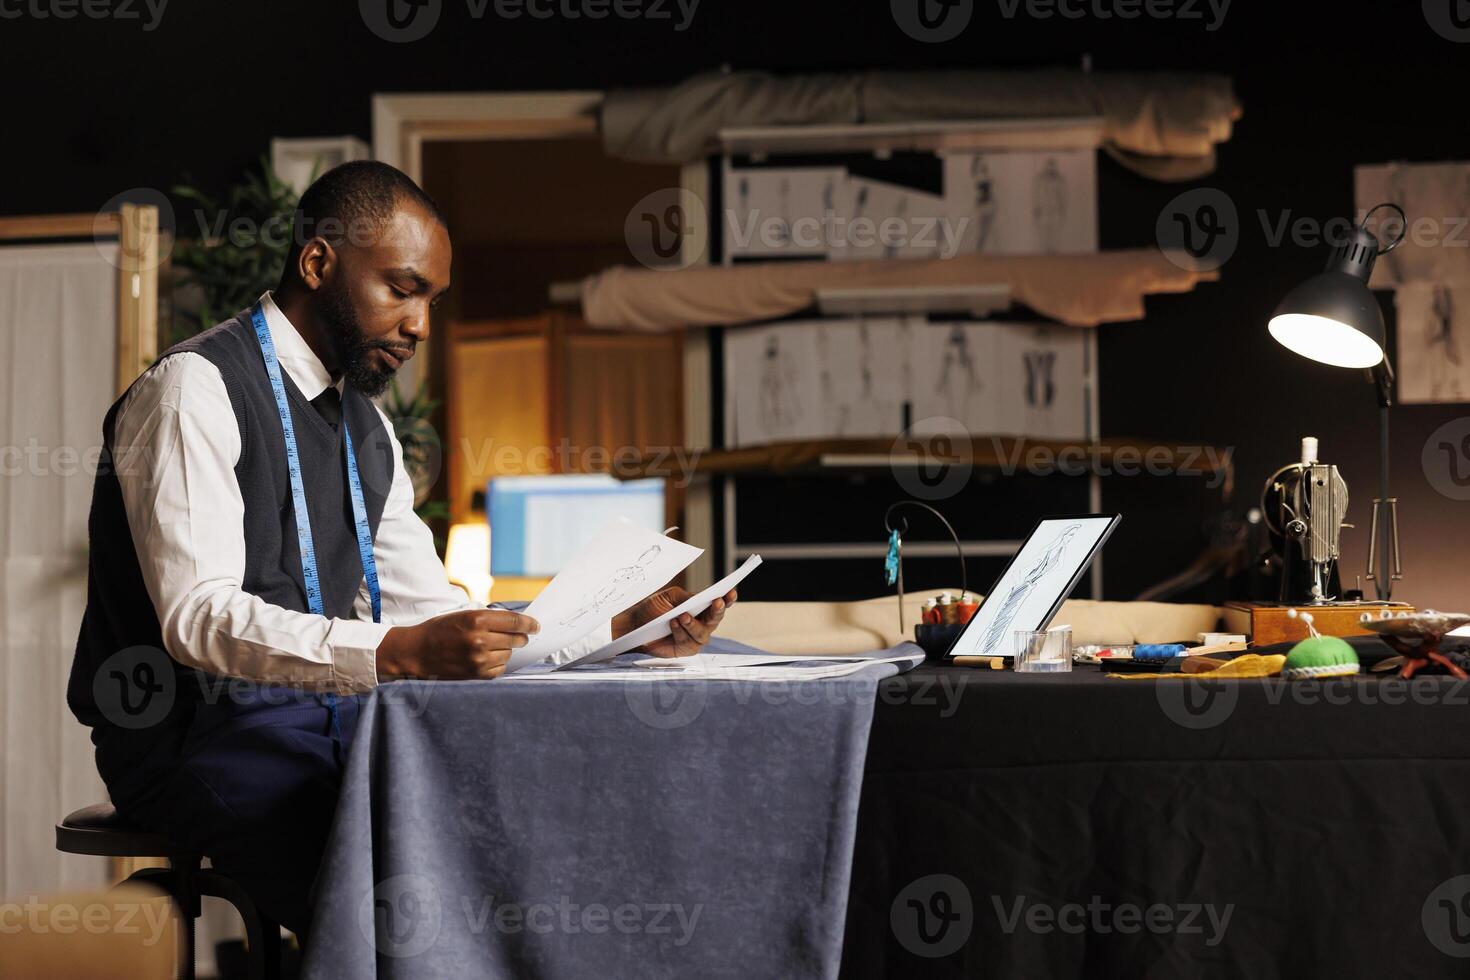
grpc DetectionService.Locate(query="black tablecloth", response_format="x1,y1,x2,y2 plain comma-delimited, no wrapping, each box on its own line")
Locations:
842,665,1470,978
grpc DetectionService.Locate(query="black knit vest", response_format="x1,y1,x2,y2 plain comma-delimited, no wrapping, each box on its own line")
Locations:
68,310,393,759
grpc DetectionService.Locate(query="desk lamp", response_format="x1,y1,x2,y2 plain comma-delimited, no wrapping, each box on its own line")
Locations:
1268,203,1405,600
446,522,494,605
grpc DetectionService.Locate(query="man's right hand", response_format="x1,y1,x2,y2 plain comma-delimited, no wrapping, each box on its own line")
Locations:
376,609,540,681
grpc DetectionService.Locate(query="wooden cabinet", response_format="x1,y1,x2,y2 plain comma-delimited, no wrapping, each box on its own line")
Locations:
446,310,684,521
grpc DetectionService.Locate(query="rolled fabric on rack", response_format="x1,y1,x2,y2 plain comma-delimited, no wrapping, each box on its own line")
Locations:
581,248,1219,331
600,69,1240,179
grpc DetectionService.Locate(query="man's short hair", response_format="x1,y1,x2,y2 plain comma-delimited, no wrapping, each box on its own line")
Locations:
281,160,446,281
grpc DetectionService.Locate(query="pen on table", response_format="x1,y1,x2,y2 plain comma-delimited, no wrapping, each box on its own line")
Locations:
951,656,1006,669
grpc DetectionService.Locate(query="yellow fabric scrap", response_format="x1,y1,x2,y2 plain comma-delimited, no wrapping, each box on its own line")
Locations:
1107,654,1285,679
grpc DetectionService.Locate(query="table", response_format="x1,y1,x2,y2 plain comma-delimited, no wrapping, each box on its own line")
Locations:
302,655,911,979
841,665,1470,978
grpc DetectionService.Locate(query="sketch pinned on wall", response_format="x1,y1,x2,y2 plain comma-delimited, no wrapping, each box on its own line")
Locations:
722,166,844,258
832,178,949,262
935,324,984,421
941,150,1096,256
1024,349,1057,409
815,323,852,435
910,320,1000,433
1355,161,1470,403
993,322,1087,440
724,147,1096,261
725,319,1086,447
846,317,907,434
883,195,910,260
758,333,804,434
821,175,839,247
858,320,877,400
1396,282,1470,403
771,177,793,247
1356,162,1470,288
896,318,914,409
971,154,1000,252
1031,157,1069,254
1379,164,1411,286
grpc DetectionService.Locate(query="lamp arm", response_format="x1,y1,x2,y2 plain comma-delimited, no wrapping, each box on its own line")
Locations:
1365,358,1403,600
1371,356,1395,410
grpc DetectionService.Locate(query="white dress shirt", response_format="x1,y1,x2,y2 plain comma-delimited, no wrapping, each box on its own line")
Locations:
111,292,610,692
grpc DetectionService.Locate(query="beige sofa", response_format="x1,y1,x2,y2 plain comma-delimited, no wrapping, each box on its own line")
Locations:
719,590,1224,654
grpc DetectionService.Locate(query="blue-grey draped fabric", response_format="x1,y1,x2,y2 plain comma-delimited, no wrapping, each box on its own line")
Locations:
302,642,921,979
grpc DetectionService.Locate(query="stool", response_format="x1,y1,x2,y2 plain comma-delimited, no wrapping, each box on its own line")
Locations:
56,803,282,980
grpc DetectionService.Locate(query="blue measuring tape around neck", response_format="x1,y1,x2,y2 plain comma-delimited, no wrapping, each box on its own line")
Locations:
250,303,381,741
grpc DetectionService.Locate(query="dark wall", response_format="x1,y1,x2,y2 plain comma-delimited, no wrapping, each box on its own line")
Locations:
6,1,1467,606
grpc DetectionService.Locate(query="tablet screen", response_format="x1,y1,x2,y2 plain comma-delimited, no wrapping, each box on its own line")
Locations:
947,515,1121,659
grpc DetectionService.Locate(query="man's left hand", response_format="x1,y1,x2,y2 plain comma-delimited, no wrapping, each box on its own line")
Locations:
611,587,739,658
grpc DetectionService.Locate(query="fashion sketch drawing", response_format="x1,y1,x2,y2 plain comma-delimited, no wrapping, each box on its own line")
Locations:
936,324,983,420
557,545,663,628
758,333,803,434
978,523,1081,654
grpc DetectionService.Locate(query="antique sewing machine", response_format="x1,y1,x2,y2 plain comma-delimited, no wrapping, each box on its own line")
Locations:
1225,437,1412,643
1264,435,1350,604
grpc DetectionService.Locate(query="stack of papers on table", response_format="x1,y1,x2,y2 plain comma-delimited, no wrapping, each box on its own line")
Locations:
512,651,924,682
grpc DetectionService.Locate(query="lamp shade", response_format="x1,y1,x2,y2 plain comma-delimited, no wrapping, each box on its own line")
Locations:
1268,216,1392,371
1268,270,1386,369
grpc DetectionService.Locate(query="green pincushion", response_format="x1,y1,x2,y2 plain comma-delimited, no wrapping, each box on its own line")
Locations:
1282,635,1360,679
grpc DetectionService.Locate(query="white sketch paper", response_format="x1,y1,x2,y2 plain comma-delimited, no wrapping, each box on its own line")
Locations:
948,516,1117,659
724,318,1087,446
941,149,1097,256
723,147,1096,262
1356,162,1470,288
909,320,1001,428
506,519,702,673
829,177,951,262
554,555,763,669
724,323,821,445
722,166,846,258
1355,161,1470,403
992,323,1089,440
1396,282,1470,403
511,653,924,683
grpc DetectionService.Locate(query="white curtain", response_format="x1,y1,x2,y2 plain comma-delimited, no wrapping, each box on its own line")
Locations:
0,243,114,898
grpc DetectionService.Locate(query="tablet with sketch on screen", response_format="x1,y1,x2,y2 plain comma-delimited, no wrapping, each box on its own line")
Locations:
945,514,1122,660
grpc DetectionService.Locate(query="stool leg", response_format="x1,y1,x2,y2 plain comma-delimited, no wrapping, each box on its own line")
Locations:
122,864,200,980
198,870,282,980
170,859,201,980
253,917,283,980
